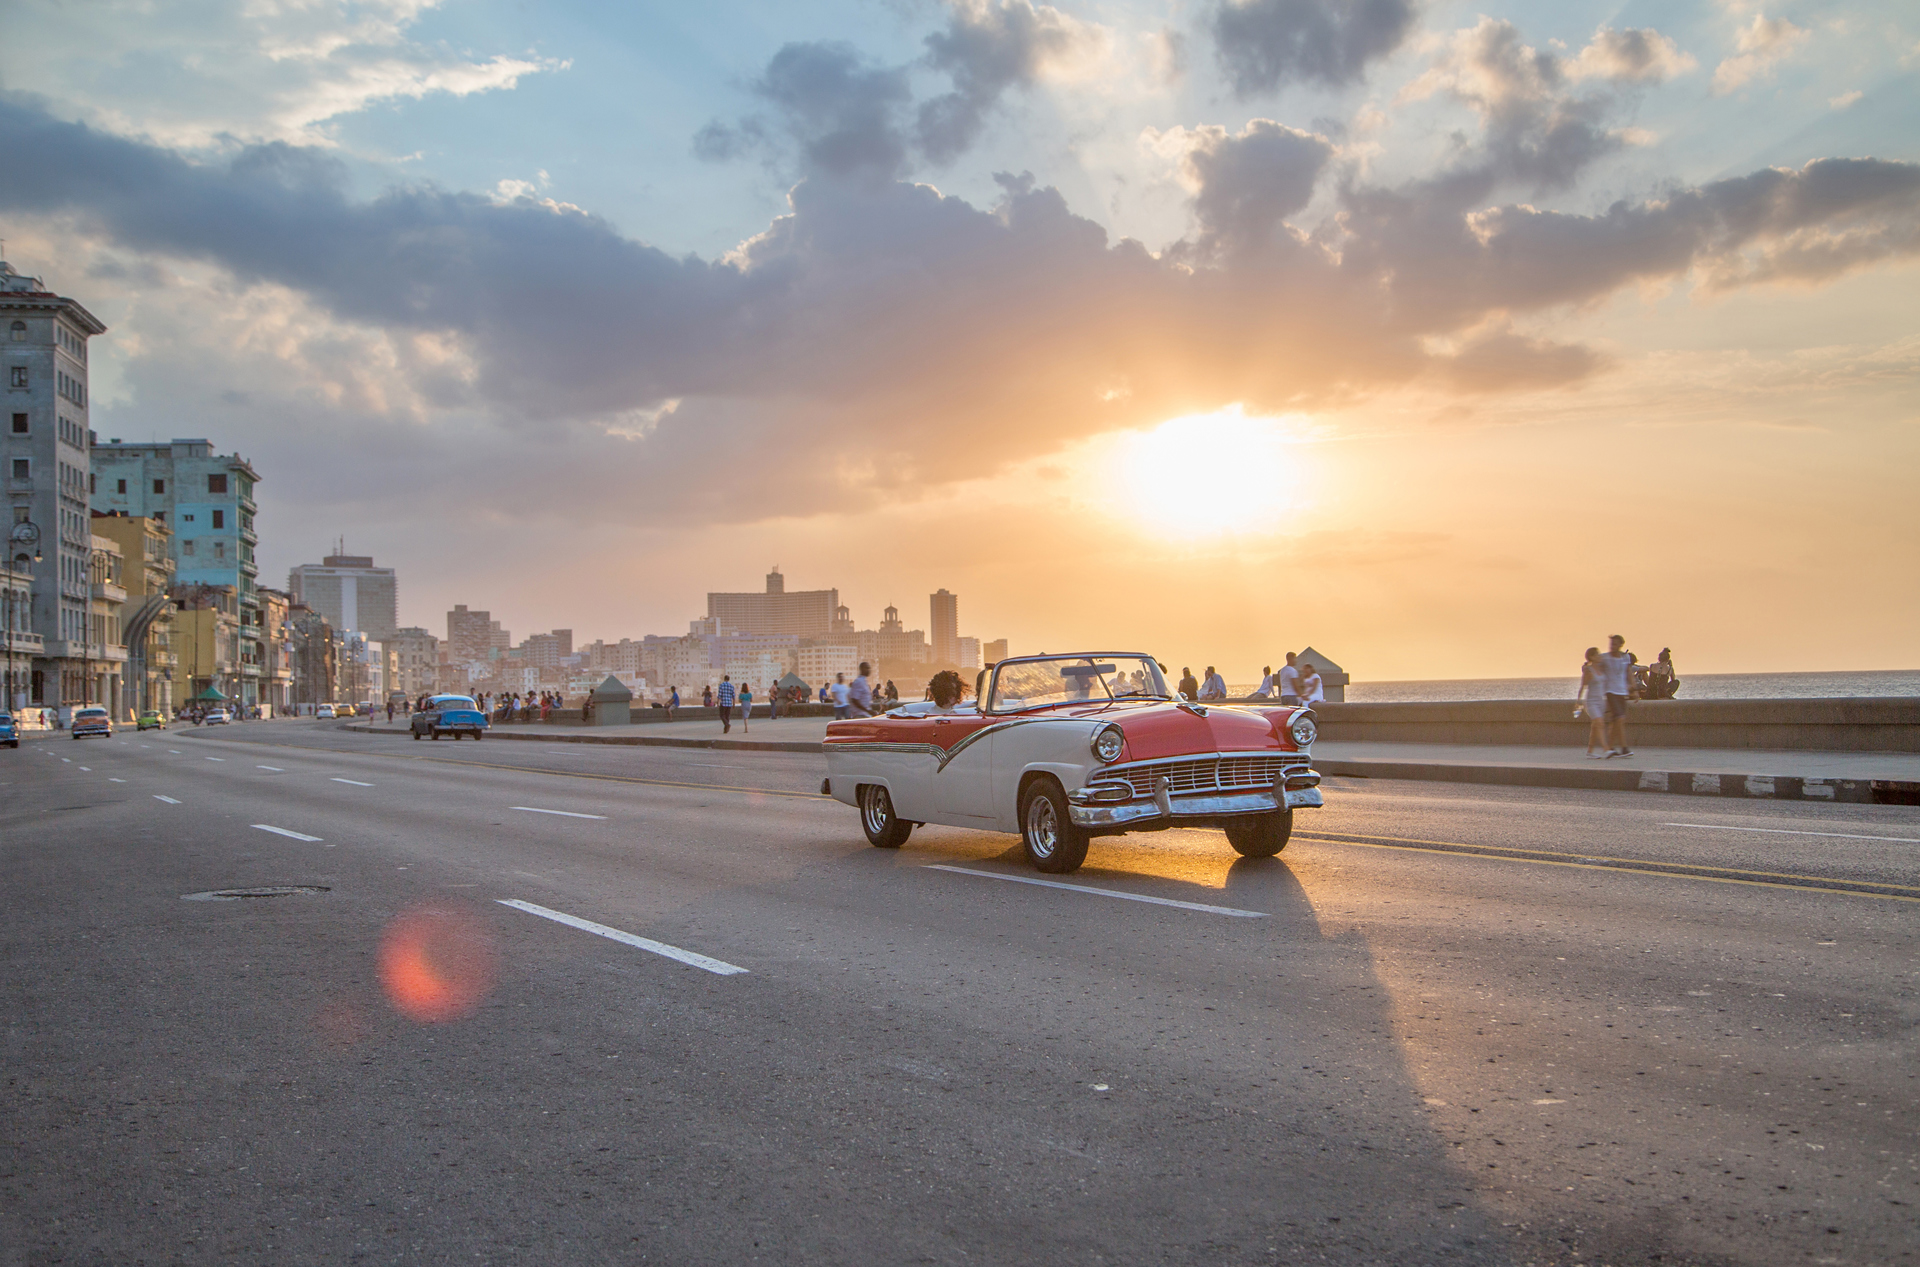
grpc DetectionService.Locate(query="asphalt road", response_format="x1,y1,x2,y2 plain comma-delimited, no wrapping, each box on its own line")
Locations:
4,720,1915,1266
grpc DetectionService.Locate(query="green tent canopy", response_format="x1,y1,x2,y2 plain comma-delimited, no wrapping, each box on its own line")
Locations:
191,685,230,702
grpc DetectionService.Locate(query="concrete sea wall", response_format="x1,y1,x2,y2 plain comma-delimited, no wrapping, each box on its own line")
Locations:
1307,697,1920,752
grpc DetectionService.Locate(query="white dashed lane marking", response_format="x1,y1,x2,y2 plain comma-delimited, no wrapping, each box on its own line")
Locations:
331,778,374,787
924,864,1269,918
205,757,225,762
257,765,284,772
252,824,323,842
154,795,181,804
108,777,126,783
509,806,607,820
498,899,747,975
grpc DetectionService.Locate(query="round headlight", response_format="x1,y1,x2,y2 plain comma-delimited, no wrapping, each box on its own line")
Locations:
1091,725,1125,763
1288,713,1317,747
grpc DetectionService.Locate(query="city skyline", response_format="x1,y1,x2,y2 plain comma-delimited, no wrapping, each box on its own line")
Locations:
2,1,1914,681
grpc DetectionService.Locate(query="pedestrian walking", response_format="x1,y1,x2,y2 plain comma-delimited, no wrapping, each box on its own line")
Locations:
1599,634,1635,757
1199,665,1227,700
831,673,851,719
1178,666,1199,700
386,698,395,723
850,662,874,717
1577,646,1608,757
1278,652,1301,705
739,682,753,733
667,685,678,721
717,675,735,734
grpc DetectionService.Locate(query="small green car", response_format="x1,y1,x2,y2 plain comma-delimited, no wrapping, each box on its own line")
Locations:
137,710,167,731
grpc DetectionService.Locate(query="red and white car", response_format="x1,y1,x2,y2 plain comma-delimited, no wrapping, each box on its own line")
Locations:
824,653,1323,873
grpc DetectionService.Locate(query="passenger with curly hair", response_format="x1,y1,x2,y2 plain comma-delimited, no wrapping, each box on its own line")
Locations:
926,670,967,711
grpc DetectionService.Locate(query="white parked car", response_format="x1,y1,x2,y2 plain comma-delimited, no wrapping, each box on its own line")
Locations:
203,708,231,725
315,704,336,719
823,653,1323,873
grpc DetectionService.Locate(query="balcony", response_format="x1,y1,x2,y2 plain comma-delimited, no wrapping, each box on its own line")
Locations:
1,632,45,655
92,579,128,604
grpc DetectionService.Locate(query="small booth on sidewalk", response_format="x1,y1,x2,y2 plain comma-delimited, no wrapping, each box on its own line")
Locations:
589,675,632,727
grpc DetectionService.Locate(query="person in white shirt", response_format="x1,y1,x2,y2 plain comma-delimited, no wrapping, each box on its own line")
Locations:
1199,666,1228,700
1299,662,1324,706
850,662,874,717
830,673,852,719
1277,653,1301,705
1255,665,1274,698
1599,634,1635,756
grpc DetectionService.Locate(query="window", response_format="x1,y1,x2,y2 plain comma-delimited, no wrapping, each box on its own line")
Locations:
182,539,195,556
10,458,26,479
8,321,23,342
153,478,165,494
116,478,126,494
89,473,96,494
214,541,225,560
208,473,228,494
9,413,23,433
8,367,24,388
212,509,225,529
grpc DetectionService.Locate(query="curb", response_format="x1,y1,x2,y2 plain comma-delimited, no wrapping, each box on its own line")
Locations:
341,724,1919,804
1318,758,1915,804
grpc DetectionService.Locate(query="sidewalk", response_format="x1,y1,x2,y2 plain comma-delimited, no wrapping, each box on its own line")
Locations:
345,716,1920,804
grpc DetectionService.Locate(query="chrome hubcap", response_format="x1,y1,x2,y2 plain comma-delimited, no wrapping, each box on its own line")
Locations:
1025,796,1058,858
862,788,891,835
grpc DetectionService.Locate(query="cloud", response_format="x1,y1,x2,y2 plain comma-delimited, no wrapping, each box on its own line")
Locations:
1,0,562,148
1828,89,1862,110
1566,26,1697,83
1178,120,1337,254
751,42,916,181
1712,14,1809,94
702,3,1110,179
917,1,1108,164
1210,0,1417,96
1398,19,1689,201
3,94,1917,528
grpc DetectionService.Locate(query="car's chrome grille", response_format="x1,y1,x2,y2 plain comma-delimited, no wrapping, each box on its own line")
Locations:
1109,755,1305,797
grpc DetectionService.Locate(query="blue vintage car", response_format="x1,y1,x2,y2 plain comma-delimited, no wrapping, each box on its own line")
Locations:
0,712,17,748
410,694,490,741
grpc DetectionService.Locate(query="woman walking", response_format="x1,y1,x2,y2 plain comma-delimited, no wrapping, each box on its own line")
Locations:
1578,647,1608,757
738,682,753,733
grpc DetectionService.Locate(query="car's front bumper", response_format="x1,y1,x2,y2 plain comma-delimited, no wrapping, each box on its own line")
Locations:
1067,774,1323,828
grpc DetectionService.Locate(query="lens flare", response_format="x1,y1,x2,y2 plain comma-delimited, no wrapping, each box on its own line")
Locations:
378,904,496,1023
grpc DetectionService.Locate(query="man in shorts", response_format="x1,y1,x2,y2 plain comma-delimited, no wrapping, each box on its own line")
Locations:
1600,634,1634,757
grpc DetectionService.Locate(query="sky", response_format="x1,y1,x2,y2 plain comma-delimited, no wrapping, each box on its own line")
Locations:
1,0,1915,682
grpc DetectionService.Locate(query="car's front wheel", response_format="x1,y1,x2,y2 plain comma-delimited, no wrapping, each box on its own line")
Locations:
859,784,913,848
1224,809,1293,858
1020,778,1089,874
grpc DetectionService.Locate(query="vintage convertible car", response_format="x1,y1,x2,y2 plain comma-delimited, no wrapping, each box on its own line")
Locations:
411,694,490,740
823,653,1322,873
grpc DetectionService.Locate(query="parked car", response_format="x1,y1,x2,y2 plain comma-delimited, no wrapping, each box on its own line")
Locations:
314,704,336,719
410,694,490,741
0,712,17,748
202,708,231,726
137,710,166,731
71,706,113,740
823,653,1323,873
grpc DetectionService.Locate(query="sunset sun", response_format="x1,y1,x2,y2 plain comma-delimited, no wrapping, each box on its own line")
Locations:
1109,406,1314,539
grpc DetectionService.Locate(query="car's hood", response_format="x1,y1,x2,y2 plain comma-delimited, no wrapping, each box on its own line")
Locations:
1056,699,1301,762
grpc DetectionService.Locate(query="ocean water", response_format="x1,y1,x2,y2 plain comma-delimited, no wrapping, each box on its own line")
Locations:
1326,670,1920,704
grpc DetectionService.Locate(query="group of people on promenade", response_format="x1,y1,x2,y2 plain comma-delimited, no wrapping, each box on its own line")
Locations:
1176,652,1326,705
1576,639,1679,758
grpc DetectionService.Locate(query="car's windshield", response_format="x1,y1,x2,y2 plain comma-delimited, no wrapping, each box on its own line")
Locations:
77,708,107,718
435,697,477,710
988,656,1168,713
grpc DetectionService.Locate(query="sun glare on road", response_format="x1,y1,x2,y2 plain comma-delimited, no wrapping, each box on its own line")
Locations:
1109,405,1313,539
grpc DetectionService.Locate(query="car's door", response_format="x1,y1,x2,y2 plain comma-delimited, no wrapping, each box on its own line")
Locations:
929,711,998,822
